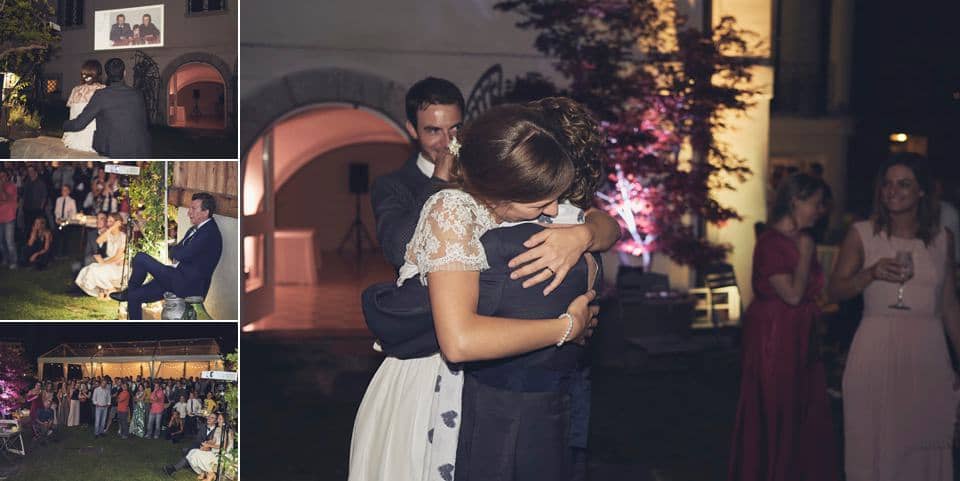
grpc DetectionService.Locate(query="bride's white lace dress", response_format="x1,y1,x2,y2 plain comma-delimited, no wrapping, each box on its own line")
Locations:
63,83,105,153
75,231,126,297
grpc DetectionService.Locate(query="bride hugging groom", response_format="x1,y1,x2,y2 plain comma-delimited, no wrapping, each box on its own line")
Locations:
62,58,151,158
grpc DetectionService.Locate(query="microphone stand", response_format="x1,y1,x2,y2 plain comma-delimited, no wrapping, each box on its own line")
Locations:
118,214,137,320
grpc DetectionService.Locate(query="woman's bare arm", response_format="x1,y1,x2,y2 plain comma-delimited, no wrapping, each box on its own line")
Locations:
940,230,960,357
828,227,900,302
767,234,815,306
428,270,595,363
509,208,620,295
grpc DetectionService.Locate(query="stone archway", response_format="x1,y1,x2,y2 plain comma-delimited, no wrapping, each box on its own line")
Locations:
160,52,234,129
240,68,409,157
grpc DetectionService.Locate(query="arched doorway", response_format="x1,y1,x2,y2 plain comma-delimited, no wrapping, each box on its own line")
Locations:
160,52,234,130
242,104,411,332
241,68,411,331
167,62,226,129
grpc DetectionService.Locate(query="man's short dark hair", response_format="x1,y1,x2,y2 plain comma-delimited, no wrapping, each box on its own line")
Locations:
104,58,125,83
192,192,216,216
143,14,151,21
405,77,465,128
117,14,125,21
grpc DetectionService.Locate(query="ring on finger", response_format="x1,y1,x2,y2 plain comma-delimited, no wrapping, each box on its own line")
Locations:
544,266,555,276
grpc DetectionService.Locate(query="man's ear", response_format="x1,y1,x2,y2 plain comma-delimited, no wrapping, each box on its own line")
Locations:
405,121,418,140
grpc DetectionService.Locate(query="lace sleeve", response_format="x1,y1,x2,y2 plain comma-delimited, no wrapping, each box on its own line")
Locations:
67,84,105,106
407,190,490,283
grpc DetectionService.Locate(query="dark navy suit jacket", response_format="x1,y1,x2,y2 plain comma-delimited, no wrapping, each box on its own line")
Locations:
370,154,444,268
362,223,599,449
167,219,223,297
62,83,151,158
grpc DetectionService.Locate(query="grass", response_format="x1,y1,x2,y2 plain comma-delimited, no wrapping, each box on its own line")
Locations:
0,259,121,320
2,424,202,481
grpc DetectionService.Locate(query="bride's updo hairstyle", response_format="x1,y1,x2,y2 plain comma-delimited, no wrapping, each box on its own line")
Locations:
527,97,605,209
80,60,103,85
451,104,575,206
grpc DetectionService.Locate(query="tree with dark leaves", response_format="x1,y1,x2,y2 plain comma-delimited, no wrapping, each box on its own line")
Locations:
496,0,763,269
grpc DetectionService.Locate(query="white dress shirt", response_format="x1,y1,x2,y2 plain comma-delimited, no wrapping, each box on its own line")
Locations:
187,398,202,416
174,401,188,419
416,153,435,178
92,386,111,407
55,196,77,222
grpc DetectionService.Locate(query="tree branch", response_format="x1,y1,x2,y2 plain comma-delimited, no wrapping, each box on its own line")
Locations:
0,44,47,60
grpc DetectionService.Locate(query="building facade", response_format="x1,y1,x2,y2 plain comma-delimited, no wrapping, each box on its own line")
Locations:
44,0,237,130
240,0,774,326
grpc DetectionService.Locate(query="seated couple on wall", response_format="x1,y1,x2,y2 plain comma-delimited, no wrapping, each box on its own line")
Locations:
63,58,150,158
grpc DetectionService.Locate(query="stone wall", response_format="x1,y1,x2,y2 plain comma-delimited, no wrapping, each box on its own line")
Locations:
10,136,104,159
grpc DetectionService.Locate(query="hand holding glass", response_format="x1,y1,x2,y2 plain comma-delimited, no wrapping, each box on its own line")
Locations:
888,250,913,310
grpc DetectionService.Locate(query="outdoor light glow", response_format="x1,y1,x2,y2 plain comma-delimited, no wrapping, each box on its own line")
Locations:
596,164,657,269
889,133,908,143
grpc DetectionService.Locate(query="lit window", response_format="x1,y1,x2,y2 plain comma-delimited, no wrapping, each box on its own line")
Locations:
46,79,60,94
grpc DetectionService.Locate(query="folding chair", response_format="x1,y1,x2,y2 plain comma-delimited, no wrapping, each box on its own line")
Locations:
0,419,25,460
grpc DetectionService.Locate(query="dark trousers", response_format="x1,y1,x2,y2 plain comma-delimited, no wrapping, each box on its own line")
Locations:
126,252,177,319
117,409,129,437
456,374,572,481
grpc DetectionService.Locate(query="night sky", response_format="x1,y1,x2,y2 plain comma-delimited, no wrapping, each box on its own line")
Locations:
848,0,960,210
0,323,238,361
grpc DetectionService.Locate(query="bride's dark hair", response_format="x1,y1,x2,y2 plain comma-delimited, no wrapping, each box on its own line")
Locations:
451,104,575,205
80,60,103,85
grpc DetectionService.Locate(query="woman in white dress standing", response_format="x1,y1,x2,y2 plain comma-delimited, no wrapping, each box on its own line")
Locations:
63,60,106,153
75,213,127,298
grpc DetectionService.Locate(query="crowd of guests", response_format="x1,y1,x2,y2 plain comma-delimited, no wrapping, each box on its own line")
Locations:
729,153,960,481
18,375,233,479
0,162,130,270
0,162,150,301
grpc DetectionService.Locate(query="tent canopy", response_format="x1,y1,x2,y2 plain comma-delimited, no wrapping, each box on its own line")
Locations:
38,338,224,380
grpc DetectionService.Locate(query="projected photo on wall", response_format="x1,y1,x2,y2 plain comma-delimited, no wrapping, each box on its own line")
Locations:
94,4,164,50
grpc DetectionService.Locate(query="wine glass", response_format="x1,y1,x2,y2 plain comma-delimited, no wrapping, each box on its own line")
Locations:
888,250,913,310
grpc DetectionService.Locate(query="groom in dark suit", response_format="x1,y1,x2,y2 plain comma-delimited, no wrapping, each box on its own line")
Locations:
370,78,618,481
371,77,464,268
62,58,151,158
110,192,223,320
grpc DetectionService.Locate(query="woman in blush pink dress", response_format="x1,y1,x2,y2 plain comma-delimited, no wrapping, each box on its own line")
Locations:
829,153,960,481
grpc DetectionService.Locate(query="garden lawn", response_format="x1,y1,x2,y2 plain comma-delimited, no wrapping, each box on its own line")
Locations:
5,424,201,481
0,259,119,320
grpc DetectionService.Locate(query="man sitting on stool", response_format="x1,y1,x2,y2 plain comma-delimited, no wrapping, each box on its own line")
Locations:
110,192,223,319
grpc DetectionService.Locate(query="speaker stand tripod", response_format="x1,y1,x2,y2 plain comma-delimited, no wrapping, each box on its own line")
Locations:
338,193,375,262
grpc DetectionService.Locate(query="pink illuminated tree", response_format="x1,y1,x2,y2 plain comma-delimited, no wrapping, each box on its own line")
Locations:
496,1,762,269
0,343,31,416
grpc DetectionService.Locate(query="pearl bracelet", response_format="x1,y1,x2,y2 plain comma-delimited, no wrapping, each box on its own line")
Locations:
557,312,575,347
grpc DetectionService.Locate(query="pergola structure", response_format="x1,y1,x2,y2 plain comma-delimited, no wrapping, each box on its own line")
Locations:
37,339,224,380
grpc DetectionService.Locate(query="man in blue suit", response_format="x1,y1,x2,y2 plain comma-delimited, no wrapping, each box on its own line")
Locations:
110,192,223,319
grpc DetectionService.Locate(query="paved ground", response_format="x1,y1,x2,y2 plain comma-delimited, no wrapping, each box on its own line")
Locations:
243,331,755,481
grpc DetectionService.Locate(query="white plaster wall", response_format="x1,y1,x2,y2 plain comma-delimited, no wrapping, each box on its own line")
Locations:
242,0,777,300
707,0,775,306
177,208,238,320
241,0,560,102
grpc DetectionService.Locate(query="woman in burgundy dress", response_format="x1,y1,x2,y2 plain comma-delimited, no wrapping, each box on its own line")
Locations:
728,173,840,481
